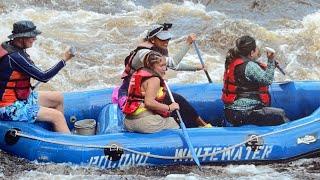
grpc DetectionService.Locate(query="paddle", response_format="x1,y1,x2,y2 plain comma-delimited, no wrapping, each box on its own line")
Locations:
265,47,286,76
275,61,286,75
193,41,213,83
31,81,42,90
163,81,201,169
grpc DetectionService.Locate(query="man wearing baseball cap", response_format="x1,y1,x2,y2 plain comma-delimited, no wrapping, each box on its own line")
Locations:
0,20,74,133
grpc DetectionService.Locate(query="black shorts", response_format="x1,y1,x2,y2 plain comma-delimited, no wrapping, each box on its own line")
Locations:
224,106,289,126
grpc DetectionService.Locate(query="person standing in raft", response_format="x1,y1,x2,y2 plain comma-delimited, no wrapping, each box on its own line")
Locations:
116,23,211,128
0,20,74,133
222,35,289,126
122,51,180,133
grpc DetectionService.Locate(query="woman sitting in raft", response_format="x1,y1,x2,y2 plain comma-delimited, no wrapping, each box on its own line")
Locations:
222,35,289,126
122,51,179,133
117,23,211,128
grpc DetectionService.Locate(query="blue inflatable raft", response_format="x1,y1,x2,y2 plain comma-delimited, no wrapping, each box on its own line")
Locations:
0,81,320,169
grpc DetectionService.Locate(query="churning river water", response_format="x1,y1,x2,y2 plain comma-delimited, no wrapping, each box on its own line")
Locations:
0,0,320,179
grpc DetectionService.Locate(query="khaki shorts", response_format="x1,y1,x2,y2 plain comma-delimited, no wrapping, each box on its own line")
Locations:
124,111,179,133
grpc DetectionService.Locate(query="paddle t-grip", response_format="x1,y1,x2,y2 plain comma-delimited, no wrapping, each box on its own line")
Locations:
265,47,275,54
265,47,285,75
69,46,77,56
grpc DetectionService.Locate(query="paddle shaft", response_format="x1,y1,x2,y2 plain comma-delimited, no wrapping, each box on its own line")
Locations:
31,81,41,90
275,61,286,75
164,81,201,168
193,42,213,83
266,47,285,76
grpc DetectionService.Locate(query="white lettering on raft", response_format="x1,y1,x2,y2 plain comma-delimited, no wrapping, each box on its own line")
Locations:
88,145,274,168
89,153,149,168
174,145,273,162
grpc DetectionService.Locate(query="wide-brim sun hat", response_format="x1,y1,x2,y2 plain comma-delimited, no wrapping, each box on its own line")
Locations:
146,23,173,40
8,20,41,39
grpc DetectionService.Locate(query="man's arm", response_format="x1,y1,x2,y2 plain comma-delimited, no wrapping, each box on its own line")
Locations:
9,52,65,82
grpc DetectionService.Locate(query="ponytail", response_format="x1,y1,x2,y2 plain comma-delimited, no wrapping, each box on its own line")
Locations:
225,35,256,68
225,47,240,68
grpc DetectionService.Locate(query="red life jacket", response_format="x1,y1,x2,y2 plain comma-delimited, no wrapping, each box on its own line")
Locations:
0,45,31,107
221,58,270,106
122,68,170,117
121,46,151,79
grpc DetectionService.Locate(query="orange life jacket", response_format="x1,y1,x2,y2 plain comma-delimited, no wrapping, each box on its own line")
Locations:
221,58,270,106
122,68,170,117
0,45,31,107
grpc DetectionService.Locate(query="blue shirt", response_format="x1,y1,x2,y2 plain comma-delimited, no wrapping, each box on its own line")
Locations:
0,41,65,97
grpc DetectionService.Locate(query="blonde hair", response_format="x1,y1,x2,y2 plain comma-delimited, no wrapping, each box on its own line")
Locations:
143,51,164,69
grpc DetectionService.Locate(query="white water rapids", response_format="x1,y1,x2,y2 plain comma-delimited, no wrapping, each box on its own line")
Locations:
0,0,320,179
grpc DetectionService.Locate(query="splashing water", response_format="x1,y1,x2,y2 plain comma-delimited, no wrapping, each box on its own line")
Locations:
0,0,320,179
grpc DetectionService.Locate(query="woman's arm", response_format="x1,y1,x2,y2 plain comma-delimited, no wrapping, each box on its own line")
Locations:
142,77,171,112
245,59,276,85
174,62,204,71
167,34,200,71
167,42,191,69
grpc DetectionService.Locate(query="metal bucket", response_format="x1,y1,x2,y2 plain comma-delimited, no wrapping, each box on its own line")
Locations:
74,119,96,135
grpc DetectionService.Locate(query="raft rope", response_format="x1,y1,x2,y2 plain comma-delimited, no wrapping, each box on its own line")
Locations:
12,117,320,160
